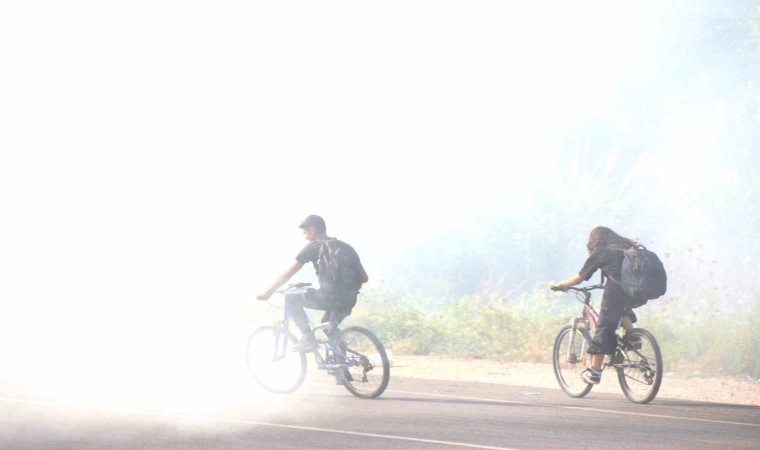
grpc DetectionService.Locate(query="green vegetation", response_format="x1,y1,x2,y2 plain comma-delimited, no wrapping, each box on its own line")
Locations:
351,5,760,377
345,286,760,379
645,295,760,378
256,4,760,380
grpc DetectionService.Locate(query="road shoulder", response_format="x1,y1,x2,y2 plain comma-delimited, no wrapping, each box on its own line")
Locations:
390,354,760,406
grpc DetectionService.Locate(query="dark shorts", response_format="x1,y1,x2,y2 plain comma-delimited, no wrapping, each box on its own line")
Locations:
286,287,356,324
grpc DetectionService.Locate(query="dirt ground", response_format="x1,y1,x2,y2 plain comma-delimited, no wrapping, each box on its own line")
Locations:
391,354,760,406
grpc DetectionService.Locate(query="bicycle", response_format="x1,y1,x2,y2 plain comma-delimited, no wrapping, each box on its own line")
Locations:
246,282,390,399
551,284,663,404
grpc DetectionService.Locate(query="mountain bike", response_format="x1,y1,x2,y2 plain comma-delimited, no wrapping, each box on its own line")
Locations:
246,283,390,399
551,284,663,404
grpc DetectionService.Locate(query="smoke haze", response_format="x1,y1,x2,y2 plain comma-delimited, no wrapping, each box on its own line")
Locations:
1,0,758,414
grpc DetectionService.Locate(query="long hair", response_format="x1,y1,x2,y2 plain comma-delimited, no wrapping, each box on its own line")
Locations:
586,226,637,254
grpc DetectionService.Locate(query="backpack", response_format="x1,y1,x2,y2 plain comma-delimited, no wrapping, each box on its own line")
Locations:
616,245,667,301
315,238,363,295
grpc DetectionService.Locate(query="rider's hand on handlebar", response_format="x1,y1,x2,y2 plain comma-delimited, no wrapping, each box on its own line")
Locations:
256,291,272,301
550,284,568,292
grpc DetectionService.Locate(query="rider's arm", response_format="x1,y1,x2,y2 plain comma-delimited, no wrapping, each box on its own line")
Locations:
552,251,601,291
551,274,584,291
257,260,305,299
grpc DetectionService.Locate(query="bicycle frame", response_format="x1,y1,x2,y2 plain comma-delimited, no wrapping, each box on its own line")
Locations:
565,285,650,372
265,288,363,375
251,282,390,398
312,320,375,377
564,284,602,364
310,322,346,371
553,283,663,403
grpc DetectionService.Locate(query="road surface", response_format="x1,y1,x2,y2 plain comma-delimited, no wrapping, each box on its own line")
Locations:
2,375,758,449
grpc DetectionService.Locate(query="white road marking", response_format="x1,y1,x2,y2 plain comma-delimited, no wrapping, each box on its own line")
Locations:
385,388,760,428
0,396,518,450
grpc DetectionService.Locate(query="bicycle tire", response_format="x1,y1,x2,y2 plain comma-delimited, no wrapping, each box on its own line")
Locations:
334,326,390,399
553,324,594,398
616,328,663,404
246,326,307,394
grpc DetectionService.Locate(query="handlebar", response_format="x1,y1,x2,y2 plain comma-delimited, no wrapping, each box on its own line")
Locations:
276,282,312,294
565,284,603,293
256,282,312,302
550,284,604,305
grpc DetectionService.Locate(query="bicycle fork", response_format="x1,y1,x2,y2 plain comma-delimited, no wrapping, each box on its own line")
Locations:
567,318,593,364
270,327,290,362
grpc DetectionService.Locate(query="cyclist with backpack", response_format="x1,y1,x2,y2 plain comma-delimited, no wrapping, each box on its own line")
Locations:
550,226,666,385
257,215,369,353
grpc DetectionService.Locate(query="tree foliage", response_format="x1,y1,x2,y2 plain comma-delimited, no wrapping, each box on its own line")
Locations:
379,3,760,304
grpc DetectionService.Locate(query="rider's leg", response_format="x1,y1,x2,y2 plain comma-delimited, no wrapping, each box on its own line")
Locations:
620,315,634,331
621,307,637,331
285,288,336,341
320,309,352,342
284,291,318,343
620,307,643,349
586,288,627,378
285,289,341,341
322,308,354,384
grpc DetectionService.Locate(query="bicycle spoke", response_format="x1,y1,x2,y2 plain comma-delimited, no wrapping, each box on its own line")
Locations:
336,326,389,399
246,326,307,394
553,325,594,398
616,329,663,403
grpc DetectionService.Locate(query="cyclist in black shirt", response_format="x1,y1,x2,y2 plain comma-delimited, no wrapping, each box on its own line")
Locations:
551,226,641,385
257,215,369,352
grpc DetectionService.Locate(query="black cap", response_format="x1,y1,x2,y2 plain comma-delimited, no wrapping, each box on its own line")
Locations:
298,215,326,232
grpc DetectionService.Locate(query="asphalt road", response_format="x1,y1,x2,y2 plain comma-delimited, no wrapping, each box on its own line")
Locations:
2,374,759,449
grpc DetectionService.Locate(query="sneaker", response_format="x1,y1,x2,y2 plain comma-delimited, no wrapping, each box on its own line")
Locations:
580,368,601,385
290,337,318,353
626,335,642,350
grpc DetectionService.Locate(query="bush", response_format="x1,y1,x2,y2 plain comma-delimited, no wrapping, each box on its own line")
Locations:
347,287,760,378
644,295,760,378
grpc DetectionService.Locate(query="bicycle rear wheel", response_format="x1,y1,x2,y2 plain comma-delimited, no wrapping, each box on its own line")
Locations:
246,326,307,394
335,326,390,399
553,324,594,398
616,328,663,404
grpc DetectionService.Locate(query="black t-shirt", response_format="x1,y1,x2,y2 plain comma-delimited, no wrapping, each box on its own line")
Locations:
295,239,359,302
579,247,634,303
295,240,322,266
578,248,624,282
296,239,336,286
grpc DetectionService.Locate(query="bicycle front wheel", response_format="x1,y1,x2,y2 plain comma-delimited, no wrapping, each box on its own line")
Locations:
617,328,663,404
335,326,390,399
246,326,307,394
553,324,594,398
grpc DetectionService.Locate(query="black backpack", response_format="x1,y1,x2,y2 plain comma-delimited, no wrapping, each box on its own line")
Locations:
615,245,667,301
315,238,363,295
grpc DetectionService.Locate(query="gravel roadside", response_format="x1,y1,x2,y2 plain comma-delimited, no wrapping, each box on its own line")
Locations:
391,354,760,406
